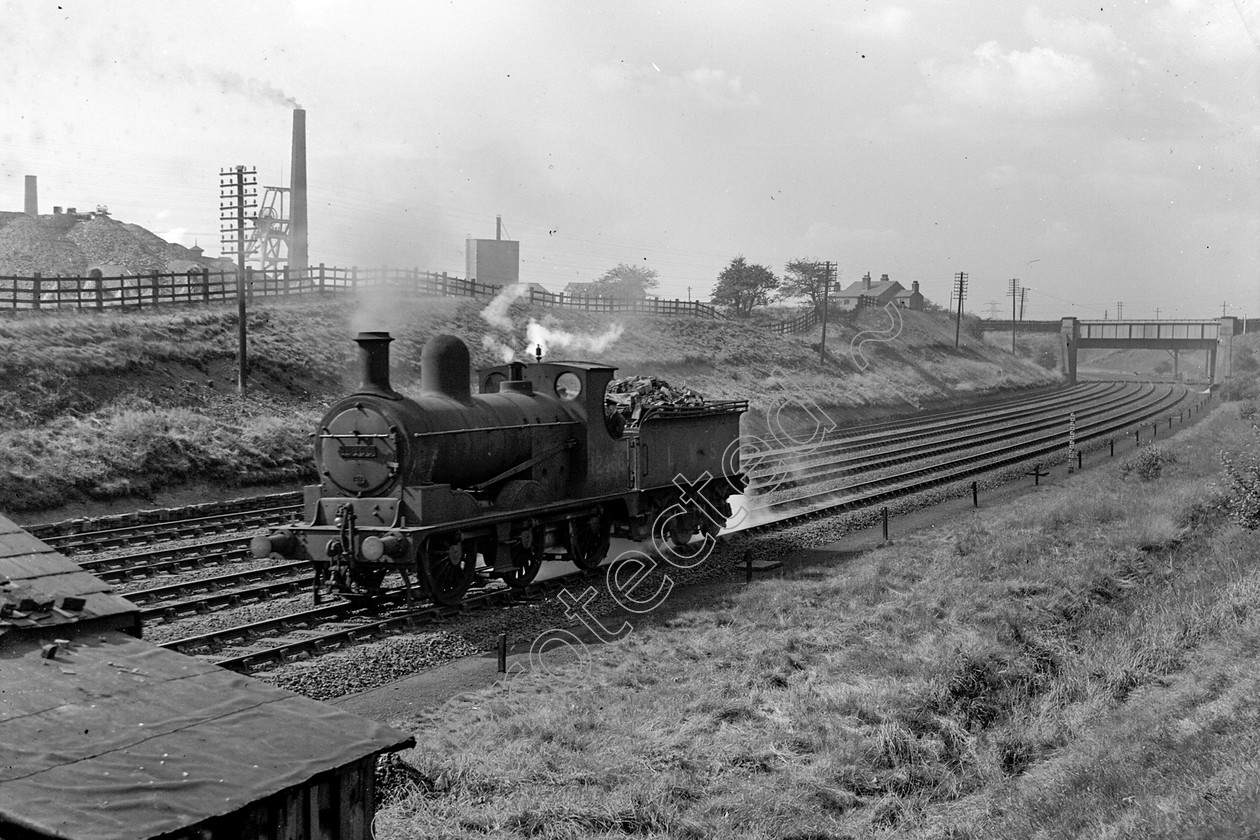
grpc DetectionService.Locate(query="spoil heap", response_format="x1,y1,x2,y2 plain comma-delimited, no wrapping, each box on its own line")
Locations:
0,212,227,277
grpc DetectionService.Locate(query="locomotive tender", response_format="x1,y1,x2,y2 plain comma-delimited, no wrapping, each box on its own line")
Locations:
252,332,748,605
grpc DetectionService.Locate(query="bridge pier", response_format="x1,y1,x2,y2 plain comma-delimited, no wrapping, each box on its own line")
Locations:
1060,317,1079,385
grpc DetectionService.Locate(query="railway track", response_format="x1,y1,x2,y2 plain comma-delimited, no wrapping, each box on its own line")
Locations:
743,382,1195,525
31,381,1209,674
30,494,303,554
164,570,574,672
747,381,1148,491
752,380,1124,461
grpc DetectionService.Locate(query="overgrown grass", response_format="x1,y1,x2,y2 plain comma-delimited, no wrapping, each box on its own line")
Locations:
374,403,1260,839
0,399,319,511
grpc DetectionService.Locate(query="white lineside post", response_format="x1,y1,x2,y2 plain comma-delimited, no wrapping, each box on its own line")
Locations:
1067,411,1077,474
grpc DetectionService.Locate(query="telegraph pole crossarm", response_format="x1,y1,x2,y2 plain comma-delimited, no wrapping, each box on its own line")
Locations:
220,165,258,394
818,261,836,365
953,271,968,348
1008,278,1018,354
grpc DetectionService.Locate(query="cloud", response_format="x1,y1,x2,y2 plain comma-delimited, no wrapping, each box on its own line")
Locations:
980,164,1020,189
1023,6,1126,58
590,62,760,110
160,227,190,247
674,67,760,109
1149,0,1258,62
923,42,1104,118
841,6,914,40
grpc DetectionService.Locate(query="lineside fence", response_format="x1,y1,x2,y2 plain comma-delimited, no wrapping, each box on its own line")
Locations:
767,308,818,335
0,265,744,322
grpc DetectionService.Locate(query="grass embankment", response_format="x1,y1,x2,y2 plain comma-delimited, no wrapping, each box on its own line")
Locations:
374,403,1260,839
0,294,1058,517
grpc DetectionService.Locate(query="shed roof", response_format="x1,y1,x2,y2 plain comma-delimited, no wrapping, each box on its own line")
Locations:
0,630,413,840
0,514,137,635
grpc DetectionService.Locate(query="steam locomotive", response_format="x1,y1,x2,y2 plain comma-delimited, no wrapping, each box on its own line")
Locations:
251,332,748,605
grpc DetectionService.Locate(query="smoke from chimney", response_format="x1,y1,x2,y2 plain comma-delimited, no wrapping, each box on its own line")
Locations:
24,176,37,216
290,108,309,276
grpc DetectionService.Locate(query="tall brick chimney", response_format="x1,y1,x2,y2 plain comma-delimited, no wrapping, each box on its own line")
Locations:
863,272,871,290
289,108,308,277
24,176,37,216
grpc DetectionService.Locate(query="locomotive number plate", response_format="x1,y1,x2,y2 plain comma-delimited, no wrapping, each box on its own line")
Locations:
338,445,378,460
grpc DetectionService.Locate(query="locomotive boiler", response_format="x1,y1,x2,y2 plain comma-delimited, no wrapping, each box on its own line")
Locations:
252,331,747,606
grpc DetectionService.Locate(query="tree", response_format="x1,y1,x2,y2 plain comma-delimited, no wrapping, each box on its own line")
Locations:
779,258,834,315
592,263,658,299
711,256,778,318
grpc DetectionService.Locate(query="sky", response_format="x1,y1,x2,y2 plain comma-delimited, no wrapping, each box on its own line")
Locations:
1,0,1257,320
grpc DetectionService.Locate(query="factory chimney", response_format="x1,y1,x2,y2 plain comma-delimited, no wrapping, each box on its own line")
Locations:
24,176,37,216
289,108,308,277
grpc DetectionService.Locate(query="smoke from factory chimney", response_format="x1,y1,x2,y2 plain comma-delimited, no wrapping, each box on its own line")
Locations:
289,108,308,277
24,176,37,216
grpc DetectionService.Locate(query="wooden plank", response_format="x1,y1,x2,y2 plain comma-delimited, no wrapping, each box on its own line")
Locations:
311,776,337,840
274,786,306,840
339,759,371,840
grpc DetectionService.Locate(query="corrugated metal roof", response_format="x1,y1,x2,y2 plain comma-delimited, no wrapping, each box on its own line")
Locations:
0,514,137,634
0,631,414,840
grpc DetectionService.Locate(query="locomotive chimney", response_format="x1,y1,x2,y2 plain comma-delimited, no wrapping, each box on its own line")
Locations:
421,335,473,403
289,108,308,277
355,331,396,395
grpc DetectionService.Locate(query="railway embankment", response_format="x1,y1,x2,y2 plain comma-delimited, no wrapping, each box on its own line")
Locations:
370,397,1260,839
0,291,1117,522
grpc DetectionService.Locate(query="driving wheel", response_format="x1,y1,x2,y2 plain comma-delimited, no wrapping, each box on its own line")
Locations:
420,535,478,605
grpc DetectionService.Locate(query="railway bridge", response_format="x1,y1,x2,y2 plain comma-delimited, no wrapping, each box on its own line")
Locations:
1059,316,1239,385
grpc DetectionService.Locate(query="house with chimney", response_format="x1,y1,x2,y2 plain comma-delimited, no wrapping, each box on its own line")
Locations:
835,273,925,311
562,281,603,299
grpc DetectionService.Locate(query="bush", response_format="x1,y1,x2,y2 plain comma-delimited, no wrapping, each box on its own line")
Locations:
1120,446,1177,481
1222,423,1260,530
1227,375,1260,402
1240,402,1258,421
1235,344,1259,373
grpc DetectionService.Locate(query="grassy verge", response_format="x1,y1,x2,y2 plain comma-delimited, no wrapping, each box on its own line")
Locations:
373,403,1260,839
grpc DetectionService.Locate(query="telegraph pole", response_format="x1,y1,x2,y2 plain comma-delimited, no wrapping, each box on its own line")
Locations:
220,165,257,394
953,271,968,348
1008,278,1019,354
1019,286,1027,321
818,261,837,365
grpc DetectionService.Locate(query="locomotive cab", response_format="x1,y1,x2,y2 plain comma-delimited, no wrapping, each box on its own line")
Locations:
479,357,619,433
